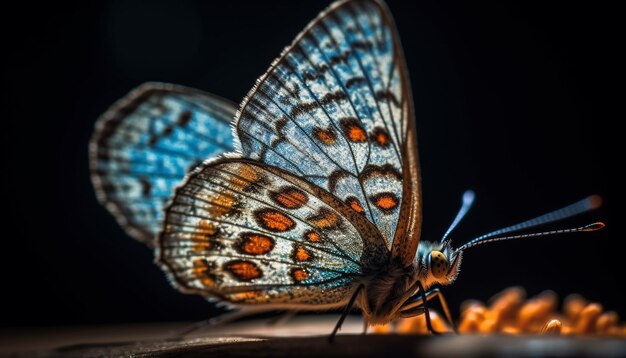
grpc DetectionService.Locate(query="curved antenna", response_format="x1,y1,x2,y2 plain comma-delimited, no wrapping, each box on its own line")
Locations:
458,222,604,251
441,190,476,244
457,195,602,250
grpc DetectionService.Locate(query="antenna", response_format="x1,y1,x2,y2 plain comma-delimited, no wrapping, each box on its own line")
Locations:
441,190,476,244
458,222,604,251
457,195,603,251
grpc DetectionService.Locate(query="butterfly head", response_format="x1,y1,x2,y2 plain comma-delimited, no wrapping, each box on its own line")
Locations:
415,192,604,292
416,241,462,290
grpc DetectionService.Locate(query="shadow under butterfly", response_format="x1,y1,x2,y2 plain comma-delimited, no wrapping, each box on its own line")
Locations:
89,0,604,341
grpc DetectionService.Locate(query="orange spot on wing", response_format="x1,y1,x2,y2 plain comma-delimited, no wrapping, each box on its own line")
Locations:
346,196,365,213
193,258,208,269
192,259,216,287
207,192,236,218
371,192,399,212
190,220,219,241
377,196,397,209
229,164,258,191
340,118,367,143
348,126,367,142
313,127,337,145
197,220,218,235
272,187,308,209
293,244,314,262
291,268,309,282
228,291,261,302
197,277,214,287
371,127,391,147
192,241,214,253
239,233,274,255
255,209,296,232
203,165,259,219
224,260,262,281
190,221,220,252
304,230,323,243
308,208,341,229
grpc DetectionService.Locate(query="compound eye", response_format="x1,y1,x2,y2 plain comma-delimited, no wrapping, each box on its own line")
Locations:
430,251,449,278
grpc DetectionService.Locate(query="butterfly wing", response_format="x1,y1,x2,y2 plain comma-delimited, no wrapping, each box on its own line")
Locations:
234,0,421,264
157,158,388,306
90,82,237,246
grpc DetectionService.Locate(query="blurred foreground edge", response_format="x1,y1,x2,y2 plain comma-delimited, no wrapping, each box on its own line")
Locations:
2,316,625,357
48,334,626,358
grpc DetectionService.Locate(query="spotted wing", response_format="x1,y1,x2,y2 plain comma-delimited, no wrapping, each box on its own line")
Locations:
157,158,387,306
90,83,236,246
235,0,420,253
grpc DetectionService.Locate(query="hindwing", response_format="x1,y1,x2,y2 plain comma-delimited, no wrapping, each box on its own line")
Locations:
157,158,387,305
90,83,237,245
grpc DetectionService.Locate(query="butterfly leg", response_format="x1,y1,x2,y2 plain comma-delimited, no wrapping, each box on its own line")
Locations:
416,281,440,335
426,288,457,333
328,284,364,343
399,282,454,335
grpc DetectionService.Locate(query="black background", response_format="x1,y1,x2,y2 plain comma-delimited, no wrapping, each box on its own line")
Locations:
1,0,619,327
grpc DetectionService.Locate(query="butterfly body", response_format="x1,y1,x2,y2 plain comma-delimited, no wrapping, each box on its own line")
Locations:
357,259,417,324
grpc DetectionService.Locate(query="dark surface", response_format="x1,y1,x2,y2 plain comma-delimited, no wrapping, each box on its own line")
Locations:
0,0,619,328
2,318,625,357
24,335,626,358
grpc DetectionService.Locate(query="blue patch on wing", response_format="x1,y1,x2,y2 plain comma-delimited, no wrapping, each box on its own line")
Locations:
90,82,237,245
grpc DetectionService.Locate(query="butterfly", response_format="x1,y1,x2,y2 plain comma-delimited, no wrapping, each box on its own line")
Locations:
90,0,604,339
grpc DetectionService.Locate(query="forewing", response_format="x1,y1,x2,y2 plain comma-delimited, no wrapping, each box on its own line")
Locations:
157,158,388,306
235,0,419,250
90,83,236,246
